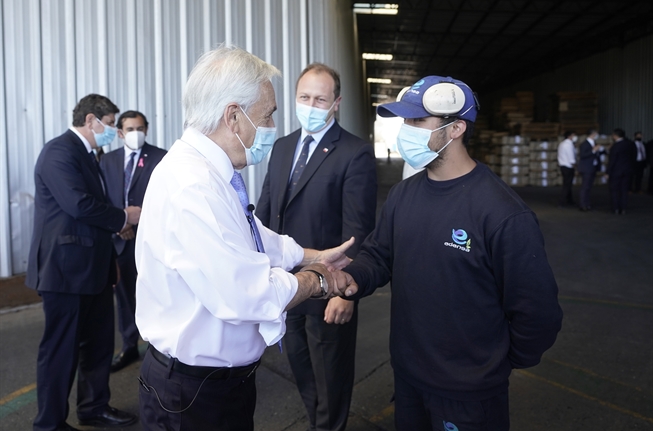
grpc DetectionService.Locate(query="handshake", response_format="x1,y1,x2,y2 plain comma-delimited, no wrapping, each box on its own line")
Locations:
299,264,358,299
296,236,361,301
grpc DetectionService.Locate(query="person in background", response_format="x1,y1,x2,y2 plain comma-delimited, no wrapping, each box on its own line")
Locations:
257,63,377,431
645,137,653,195
631,131,646,193
99,110,167,372
607,128,637,214
577,129,602,211
134,45,357,431
26,94,141,431
333,75,562,431
557,130,577,207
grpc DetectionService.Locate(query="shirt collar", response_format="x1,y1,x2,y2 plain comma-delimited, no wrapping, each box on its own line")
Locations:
300,118,335,146
69,127,93,153
179,127,235,181
587,137,595,146
123,144,142,161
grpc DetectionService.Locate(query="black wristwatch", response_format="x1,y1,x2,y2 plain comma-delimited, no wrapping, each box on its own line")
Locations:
304,269,329,299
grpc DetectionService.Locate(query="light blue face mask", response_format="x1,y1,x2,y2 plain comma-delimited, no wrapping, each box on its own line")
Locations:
93,117,117,147
397,121,455,170
295,101,335,133
236,107,277,166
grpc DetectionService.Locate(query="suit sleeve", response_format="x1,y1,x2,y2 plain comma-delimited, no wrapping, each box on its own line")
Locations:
341,144,378,257
256,171,272,228
39,144,126,232
579,142,593,161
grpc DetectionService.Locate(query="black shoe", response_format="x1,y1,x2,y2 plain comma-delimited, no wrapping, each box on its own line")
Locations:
78,406,138,428
110,347,139,372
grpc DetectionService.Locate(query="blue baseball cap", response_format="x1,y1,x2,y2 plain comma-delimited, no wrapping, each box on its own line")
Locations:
377,75,479,122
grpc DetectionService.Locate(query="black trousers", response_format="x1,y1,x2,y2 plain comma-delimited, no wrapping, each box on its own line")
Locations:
139,348,257,431
285,307,358,431
579,170,597,209
559,166,576,205
393,372,510,431
115,242,139,350
610,173,631,212
631,161,647,192
33,285,114,431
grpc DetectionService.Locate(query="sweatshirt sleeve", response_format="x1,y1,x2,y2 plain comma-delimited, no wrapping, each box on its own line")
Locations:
489,211,563,369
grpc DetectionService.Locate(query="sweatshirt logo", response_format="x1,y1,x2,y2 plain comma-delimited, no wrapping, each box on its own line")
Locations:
444,421,459,431
444,228,471,252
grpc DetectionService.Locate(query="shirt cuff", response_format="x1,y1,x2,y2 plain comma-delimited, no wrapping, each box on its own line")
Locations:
259,313,288,346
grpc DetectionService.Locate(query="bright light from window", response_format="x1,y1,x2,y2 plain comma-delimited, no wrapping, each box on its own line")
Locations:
354,3,399,15
362,53,393,61
367,78,392,84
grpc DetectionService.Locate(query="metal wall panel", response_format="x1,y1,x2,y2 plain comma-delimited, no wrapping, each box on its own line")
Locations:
485,35,653,139
0,0,365,276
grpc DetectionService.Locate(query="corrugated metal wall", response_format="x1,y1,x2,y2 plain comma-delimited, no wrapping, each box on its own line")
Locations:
485,35,653,139
0,0,366,277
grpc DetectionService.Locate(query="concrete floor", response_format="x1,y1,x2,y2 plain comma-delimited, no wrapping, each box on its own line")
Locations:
1,158,652,430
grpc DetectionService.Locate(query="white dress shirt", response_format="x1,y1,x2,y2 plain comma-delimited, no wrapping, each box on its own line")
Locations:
557,138,576,168
635,140,646,162
135,127,304,367
289,118,336,176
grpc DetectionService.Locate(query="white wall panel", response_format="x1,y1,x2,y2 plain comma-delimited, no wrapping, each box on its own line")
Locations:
0,0,364,276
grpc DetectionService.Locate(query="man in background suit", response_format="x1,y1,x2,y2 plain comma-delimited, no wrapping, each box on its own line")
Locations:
100,111,167,372
26,94,140,431
577,129,603,211
257,63,377,431
631,131,647,193
607,128,637,214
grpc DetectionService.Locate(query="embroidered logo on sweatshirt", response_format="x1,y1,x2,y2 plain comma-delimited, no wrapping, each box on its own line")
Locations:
443,421,459,431
444,228,471,253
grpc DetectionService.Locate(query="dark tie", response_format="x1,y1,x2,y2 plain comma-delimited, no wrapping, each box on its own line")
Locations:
124,152,136,207
230,171,265,253
89,151,106,195
286,135,314,199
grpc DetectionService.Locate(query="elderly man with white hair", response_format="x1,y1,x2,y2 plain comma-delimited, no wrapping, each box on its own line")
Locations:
134,45,357,431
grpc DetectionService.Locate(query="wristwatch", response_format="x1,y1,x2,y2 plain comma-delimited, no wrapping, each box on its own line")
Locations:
304,269,329,299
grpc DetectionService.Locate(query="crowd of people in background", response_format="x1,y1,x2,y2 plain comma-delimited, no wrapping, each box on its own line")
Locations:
557,128,652,215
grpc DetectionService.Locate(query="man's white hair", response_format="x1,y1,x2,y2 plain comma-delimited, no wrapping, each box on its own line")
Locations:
183,44,281,134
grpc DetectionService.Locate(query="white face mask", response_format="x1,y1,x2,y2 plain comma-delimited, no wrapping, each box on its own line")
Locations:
124,131,145,150
295,101,335,133
572,136,578,143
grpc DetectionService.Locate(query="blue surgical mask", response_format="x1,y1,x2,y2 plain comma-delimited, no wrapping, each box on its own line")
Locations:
295,101,334,133
235,107,277,166
93,117,117,147
397,121,454,170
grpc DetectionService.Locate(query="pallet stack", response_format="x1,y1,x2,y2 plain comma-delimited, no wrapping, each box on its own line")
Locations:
552,92,599,134
497,135,530,187
529,139,560,186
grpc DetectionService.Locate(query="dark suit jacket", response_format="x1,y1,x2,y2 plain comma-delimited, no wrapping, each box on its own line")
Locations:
100,143,167,255
607,138,637,178
577,139,601,174
26,129,126,294
257,121,377,314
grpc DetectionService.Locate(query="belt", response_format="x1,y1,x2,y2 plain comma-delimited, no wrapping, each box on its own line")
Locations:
148,346,259,380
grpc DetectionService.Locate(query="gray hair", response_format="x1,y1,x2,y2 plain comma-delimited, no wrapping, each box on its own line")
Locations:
183,44,281,134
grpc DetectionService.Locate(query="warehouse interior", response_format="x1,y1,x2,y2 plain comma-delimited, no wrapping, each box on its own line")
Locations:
0,1,652,430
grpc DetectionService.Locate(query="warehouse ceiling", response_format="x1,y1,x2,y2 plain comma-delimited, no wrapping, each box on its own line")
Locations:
354,0,653,103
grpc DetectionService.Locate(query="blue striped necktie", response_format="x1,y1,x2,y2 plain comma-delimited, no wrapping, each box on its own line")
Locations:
230,171,265,253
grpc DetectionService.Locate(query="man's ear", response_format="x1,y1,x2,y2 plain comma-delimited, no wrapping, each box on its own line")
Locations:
224,104,241,134
450,120,467,139
85,113,96,129
117,129,125,139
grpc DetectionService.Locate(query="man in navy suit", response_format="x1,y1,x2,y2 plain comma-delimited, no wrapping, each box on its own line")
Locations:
257,63,377,431
100,111,167,372
577,129,603,211
26,94,140,431
607,128,637,214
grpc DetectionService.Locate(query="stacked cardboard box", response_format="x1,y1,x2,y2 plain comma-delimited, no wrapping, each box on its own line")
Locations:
521,122,560,140
552,92,599,134
529,139,560,186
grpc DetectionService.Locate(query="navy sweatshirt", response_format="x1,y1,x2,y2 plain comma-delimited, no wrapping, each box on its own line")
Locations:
345,162,563,400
